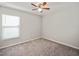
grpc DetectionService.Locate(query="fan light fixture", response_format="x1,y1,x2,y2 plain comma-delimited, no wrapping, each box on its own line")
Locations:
31,2,50,13
38,8,42,12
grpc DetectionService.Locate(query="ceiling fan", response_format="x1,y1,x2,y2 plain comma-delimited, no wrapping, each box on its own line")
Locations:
31,2,50,13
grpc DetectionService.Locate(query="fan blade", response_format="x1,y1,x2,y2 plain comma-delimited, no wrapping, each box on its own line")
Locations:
32,9,37,10
31,3,37,7
43,8,50,10
43,2,47,6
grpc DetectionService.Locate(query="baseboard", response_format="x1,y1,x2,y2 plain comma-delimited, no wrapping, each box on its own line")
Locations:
0,37,41,49
43,36,79,50
0,36,79,50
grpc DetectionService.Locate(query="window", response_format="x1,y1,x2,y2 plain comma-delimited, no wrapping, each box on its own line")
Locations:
2,14,20,39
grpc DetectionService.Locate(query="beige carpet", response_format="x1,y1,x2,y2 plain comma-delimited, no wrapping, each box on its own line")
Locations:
0,38,79,56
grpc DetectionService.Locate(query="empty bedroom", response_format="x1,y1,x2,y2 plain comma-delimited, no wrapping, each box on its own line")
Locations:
0,2,79,56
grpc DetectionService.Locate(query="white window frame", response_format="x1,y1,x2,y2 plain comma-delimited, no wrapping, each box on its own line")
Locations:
1,14,20,40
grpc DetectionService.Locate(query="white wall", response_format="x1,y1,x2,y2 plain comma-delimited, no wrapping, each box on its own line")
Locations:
42,3,79,49
0,7,41,48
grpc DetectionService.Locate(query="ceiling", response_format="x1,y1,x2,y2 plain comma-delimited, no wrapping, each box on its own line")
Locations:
0,2,79,16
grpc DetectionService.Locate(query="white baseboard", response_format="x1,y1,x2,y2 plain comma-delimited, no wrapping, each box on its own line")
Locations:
0,37,41,49
0,36,79,50
43,36,79,50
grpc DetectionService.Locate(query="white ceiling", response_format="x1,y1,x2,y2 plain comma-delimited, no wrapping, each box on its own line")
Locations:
0,2,79,16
